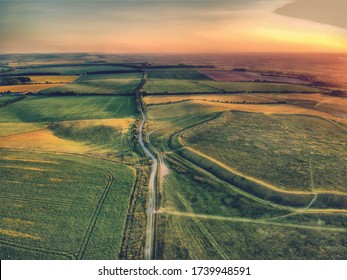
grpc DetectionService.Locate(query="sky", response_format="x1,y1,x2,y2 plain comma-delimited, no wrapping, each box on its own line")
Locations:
0,0,346,54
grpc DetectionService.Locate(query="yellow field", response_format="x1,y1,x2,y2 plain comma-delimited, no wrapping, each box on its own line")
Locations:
2,156,58,164
58,118,135,134
144,94,269,105
190,100,347,124
145,94,347,123
257,93,347,118
0,229,40,240
8,61,83,66
0,84,61,93
0,122,48,137
0,129,89,154
0,118,135,154
28,75,78,84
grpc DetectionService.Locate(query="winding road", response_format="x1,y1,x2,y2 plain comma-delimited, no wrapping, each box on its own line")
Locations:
138,101,157,260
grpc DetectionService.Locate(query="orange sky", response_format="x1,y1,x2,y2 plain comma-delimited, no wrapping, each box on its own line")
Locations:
0,0,346,54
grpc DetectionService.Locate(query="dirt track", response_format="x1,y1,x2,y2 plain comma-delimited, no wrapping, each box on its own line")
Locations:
138,101,157,260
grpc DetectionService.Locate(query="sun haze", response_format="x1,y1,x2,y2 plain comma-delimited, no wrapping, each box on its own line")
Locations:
0,0,346,54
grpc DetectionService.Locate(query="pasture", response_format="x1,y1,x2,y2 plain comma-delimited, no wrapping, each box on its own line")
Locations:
156,215,347,259
0,96,136,122
0,149,136,259
160,154,290,219
40,73,142,95
146,99,347,259
181,111,347,193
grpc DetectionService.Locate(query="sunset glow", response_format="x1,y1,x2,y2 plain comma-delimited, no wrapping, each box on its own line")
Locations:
0,0,346,54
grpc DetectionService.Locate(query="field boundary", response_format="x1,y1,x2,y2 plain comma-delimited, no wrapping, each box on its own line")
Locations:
118,167,145,259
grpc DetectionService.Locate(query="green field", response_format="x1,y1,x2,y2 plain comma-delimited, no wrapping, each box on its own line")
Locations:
147,101,228,152
161,154,290,219
147,69,211,80
40,73,142,95
144,79,218,94
0,150,136,260
157,215,347,259
49,118,137,160
146,99,347,259
143,70,319,94
200,81,320,93
0,95,19,104
1,60,346,261
181,111,347,193
0,66,11,72
0,96,136,122
0,92,139,259
11,64,135,75
144,69,217,94
144,94,271,105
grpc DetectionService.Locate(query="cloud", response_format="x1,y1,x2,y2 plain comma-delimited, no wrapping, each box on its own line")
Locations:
276,0,347,30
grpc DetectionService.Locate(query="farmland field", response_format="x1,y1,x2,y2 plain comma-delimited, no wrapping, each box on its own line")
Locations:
200,70,311,84
257,93,347,119
144,69,217,93
49,118,137,157
144,79,217,94
0,118,136,159
0,149,136,260
27,75,78,84
144,94,273,105
0,56,346,261
0,95,136,122
0,92,140,259
0,84,63,93
40,73,142,95
147,69,211,80
0,95,21,103
0,122,48,137
199,81,320,93
11,64,135,75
